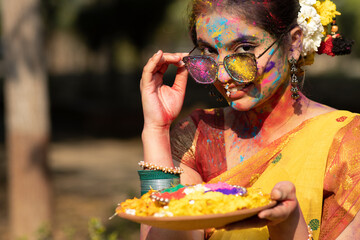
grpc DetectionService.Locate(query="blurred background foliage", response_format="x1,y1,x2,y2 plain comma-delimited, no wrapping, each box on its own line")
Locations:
1,0,359,141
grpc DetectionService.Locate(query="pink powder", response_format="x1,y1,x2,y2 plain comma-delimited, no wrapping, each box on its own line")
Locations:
204,182,233,191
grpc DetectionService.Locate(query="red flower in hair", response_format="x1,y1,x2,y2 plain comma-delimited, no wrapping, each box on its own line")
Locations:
317,36,335,57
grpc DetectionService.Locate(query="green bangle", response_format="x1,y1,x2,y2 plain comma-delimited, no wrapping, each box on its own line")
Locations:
138,170,180,196
138,170,180,180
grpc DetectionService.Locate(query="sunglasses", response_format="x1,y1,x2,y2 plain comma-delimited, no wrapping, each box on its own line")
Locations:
182,37,282,84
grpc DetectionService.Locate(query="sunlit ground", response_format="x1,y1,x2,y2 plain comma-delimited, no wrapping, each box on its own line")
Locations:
0,138,142,240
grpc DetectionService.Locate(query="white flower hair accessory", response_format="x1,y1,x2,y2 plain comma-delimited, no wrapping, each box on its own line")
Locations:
297,0,324,56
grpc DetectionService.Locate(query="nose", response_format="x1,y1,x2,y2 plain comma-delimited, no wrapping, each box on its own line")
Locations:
217,63,232,83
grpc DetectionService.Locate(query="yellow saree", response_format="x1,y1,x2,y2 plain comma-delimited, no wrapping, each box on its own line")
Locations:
172,109,360,240
207,110,359,240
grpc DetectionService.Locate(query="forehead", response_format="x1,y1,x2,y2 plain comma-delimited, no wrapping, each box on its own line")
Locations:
195,13,269,43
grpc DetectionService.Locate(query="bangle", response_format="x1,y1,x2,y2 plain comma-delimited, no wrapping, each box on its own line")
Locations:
138,170,180,180
138,161,184,174
308,225,313,240
138,170,180,195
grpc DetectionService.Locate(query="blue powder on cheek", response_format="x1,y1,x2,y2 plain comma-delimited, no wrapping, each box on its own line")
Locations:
269,48,275,56
271,72,282,86
264,61,275,73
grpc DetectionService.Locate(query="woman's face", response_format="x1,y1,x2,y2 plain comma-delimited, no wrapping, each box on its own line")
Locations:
195,12,290,111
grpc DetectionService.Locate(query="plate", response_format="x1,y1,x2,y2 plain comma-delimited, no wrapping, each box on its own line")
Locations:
117,201,276,230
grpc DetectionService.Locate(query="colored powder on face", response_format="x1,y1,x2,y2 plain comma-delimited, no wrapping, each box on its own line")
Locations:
261,71,278,85
272,74,282,85
215,37,223,49
209,17,228,39
240,155,245,162
264,61,275,73
269,48,275,56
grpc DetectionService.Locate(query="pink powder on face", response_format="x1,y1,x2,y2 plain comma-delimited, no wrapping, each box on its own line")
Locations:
204,182,233,190
261,71,278,85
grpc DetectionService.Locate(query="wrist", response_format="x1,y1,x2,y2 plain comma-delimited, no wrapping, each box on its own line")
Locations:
267,203,308,240
142,123,171,134
141,124,173,167
142,125,170,144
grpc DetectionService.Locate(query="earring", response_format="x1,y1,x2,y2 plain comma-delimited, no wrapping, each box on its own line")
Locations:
289,58,300,100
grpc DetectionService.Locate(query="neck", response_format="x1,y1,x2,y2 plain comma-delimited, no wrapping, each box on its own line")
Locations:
230,83,310,139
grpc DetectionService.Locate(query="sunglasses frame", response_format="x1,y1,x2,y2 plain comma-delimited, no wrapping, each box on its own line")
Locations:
182,35,283,84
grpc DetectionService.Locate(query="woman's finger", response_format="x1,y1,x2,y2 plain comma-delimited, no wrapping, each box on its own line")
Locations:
258,202,293,222
166,52,188,67
271,181,297,201
172,65,188,94
142,51,185,79
258,181,297,221
141,50,164,86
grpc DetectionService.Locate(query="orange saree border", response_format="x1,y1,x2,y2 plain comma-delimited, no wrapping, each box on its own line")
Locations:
320,115,360,239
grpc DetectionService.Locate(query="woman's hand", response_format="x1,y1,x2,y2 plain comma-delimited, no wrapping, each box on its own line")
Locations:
140,50,188,130
223,181,308,240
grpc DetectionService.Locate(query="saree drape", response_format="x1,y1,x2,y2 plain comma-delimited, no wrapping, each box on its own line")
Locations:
171,109,360,239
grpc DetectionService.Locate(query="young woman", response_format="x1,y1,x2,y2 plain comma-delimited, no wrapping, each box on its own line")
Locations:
139,0,360,239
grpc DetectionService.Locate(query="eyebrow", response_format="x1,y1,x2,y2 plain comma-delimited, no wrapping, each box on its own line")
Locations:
196,35,258,49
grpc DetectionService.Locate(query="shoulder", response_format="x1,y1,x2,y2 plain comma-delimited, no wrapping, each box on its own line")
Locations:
303,100,360,123
325,110,360,178
303,100,336,120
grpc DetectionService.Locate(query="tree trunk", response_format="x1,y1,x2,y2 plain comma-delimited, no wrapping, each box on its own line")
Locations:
1,0,52,239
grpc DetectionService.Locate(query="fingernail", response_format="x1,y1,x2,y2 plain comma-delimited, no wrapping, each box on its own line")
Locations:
178,60,185,67
155,50,161,55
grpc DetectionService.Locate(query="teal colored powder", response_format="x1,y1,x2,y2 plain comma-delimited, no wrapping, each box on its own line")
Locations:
272,73,282,85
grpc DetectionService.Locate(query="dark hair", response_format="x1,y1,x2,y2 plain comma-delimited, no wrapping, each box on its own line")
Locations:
188,0,300,46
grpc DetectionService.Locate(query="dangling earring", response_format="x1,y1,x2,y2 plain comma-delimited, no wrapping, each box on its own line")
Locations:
289,57,300,100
